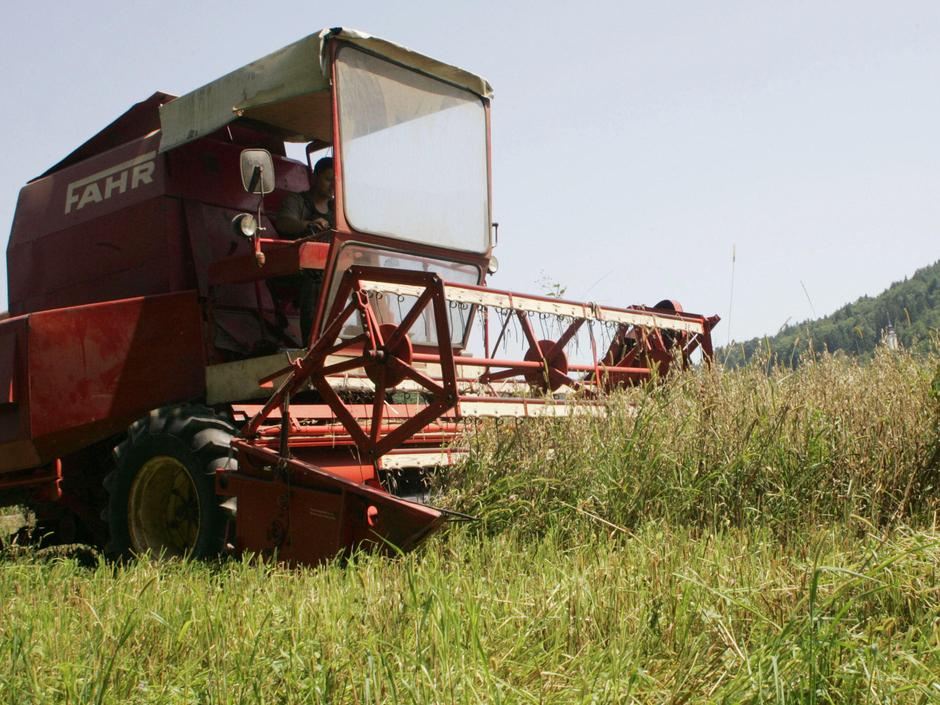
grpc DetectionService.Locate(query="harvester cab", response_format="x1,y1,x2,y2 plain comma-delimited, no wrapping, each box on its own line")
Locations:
0,28,718,566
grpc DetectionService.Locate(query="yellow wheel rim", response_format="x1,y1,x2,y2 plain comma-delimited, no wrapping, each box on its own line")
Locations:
127,456,201,556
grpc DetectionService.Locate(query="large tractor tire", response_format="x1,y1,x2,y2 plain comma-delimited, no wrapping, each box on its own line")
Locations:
105,405,236,559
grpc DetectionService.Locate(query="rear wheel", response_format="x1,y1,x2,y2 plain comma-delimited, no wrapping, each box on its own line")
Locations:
106,405,236,559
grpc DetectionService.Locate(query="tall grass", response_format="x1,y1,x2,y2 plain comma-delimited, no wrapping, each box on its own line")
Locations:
439,348,940,538
1,348,939,703
2,526,939,703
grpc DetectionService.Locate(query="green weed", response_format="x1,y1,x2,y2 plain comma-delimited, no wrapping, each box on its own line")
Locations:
440,348,940,540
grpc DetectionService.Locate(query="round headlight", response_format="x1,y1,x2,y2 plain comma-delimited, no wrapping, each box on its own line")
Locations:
487,255,499,275
231,213,258,238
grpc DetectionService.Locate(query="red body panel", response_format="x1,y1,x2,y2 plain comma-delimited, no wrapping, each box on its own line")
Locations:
0,317,35,469
224,442,443,565
9,136,170,315
0,291,204,474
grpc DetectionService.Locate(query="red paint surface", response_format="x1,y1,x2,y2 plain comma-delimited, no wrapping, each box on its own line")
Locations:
0,292,204,475
224,442,443,565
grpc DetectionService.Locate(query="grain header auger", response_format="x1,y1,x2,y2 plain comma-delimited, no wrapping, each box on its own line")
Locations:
0,28,718,566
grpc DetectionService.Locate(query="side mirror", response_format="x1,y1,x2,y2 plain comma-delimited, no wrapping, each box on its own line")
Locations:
239,149,276,194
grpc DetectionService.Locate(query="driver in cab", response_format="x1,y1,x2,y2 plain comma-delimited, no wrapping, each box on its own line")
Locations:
275,157,335,238
272,156,335,346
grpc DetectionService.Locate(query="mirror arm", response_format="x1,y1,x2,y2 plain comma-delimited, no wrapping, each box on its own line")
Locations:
253,167,268,267
247,165,262,194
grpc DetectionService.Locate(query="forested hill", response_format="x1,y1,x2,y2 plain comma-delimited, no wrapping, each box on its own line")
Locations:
722,259,940,367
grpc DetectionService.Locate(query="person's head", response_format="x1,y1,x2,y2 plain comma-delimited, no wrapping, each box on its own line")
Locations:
311,157,334,199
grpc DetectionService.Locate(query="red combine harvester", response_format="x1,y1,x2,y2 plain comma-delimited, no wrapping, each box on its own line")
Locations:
1,29,718,564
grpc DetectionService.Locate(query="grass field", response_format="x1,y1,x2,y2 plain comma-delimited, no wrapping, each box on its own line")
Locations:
2,348,939,703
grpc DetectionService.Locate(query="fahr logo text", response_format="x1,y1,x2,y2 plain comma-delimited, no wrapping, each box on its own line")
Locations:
64,151,157,214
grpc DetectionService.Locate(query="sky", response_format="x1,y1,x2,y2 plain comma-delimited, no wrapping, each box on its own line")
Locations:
1,1,937,343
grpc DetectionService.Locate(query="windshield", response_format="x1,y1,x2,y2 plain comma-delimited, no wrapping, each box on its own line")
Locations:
335,45,490,253
323,244,480,347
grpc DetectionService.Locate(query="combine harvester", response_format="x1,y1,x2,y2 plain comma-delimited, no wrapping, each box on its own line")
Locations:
0,29,718,564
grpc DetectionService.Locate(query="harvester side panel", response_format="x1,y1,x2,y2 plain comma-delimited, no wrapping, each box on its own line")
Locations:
11,135,164,241
0,317,37,470
0,291,205,475
8,126,311,322
180,199,287,357
8,134,170,316
9,198,192,315
167,137,315,355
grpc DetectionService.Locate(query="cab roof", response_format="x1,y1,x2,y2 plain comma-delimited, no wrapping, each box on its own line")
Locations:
158,27,493,154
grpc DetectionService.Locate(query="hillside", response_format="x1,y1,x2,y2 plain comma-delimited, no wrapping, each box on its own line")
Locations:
723,259,940,367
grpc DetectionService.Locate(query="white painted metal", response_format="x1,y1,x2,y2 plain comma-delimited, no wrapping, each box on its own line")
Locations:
358,280,705,334
456,400,607,418
379,450,468,469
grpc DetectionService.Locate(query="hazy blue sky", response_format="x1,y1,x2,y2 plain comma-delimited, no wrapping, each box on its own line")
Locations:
1,1,937,342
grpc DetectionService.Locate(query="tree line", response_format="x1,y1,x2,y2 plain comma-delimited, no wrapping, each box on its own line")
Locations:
721,259,940,367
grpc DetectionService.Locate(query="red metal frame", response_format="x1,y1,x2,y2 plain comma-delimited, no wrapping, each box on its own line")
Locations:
238,265,718,467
